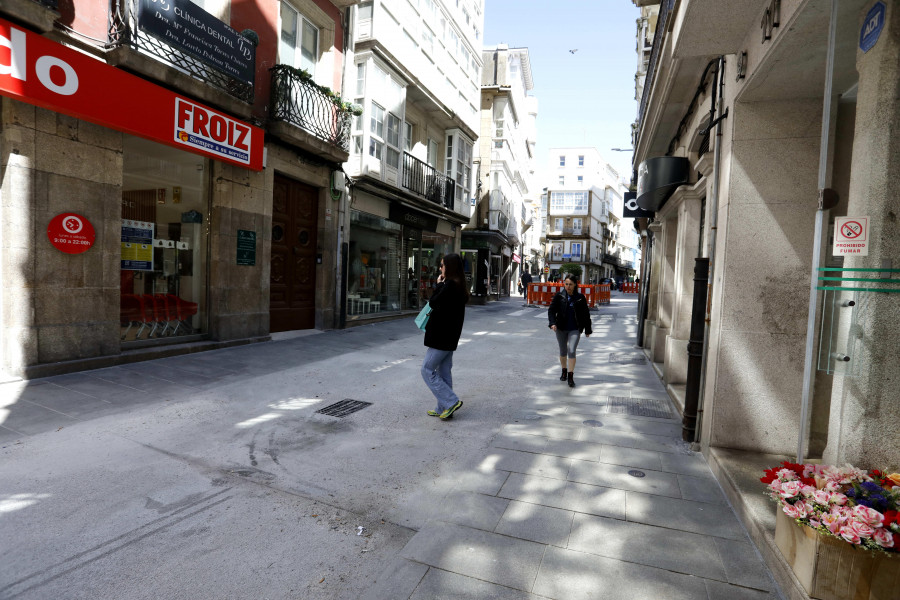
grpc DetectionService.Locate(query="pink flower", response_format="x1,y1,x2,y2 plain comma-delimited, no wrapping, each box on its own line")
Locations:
822,513,843,534
780,480,802,498
849,520,874,539
839,526,861,544
809,519,821,528
852,505,884,527
794,501,812,519
811,489,829,504
783,503,801,519
829,492,848,506
825,480,841,492
769,480,783,494
873,528,895,548
800,485,817,498
777,468,798,481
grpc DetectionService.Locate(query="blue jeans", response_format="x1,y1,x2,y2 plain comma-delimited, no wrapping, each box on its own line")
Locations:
421,348,459,412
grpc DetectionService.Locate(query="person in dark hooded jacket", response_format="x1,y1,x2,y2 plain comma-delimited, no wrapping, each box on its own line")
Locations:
548,274,592,387
422,253,468,419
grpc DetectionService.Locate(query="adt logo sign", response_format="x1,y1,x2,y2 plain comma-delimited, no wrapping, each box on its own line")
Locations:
860,1,885,53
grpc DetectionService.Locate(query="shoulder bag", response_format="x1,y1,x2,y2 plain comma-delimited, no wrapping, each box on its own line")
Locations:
415,302,432,331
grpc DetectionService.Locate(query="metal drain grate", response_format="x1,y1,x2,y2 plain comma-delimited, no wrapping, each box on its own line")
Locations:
605,396,674,419
316,399,373,418
608,352,647,364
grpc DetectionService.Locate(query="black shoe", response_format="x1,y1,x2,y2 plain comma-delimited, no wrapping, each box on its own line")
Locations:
559,368,568,381
567,372,575,388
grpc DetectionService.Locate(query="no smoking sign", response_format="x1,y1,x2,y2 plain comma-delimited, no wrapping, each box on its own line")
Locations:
833,216,869,256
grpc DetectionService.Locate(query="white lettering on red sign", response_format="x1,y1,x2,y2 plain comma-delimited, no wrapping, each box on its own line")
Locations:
0,26,78,95
175,98,251,164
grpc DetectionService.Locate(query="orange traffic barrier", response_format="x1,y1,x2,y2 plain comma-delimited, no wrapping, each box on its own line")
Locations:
621,282,640,294
596,283,611,305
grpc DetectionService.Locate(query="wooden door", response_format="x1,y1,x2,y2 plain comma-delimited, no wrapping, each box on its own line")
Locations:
270,175,318,332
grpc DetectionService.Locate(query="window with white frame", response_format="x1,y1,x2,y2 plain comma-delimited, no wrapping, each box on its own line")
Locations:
572,218,582,234
427,138,438,168
554,218,564,231
559,155,565,167
369,101,385,160
571,242,582,259
445,131,472,205
558,176,564,186
404,121,413,153
280,3,318,74
577,175,583,186
385,112,401,168
549,191,588,214
578,155,584,167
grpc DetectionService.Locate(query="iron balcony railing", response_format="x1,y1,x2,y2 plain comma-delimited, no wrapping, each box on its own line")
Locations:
401,152,456,210
269,65,354,151
636,0,674,139
107,0,254,104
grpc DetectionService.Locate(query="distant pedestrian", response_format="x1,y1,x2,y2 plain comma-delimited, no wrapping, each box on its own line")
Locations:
422,253,469,419
519,270,533,303
548,275,592,388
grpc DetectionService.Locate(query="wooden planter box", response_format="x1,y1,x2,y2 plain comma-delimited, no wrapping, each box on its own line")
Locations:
774,509,900,599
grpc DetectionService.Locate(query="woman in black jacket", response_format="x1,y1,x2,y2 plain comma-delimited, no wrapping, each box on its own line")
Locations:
422,253,469,419
548,275,592,387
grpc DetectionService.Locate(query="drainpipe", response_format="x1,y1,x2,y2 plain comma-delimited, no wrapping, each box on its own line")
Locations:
797,0,839,463
683,258,709,441
637,229,652,346
692,55,727,445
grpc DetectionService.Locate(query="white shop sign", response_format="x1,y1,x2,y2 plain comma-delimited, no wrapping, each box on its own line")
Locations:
833,216,869,256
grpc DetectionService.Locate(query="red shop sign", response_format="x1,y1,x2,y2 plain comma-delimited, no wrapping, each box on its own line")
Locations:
47,213,95,254
0,18,263,171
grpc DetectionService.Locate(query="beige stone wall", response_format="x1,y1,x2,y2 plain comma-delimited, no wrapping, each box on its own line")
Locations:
1,99,123,374
708,98,822,454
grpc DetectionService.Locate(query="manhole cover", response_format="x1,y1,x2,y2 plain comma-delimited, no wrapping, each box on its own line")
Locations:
608,352,646,364
628,470,646,478
605,396,674,419
583,420,603,427
316,399,372,418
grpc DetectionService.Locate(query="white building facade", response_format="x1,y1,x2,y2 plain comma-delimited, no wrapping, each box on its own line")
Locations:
544,148,636,283
465,45,537,301
341,0,483,321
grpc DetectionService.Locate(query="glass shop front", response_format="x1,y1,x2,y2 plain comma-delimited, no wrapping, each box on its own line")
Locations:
120,135,209,343
347,208,453,318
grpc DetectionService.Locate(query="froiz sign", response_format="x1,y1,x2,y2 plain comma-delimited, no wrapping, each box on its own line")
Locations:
0,17,263,170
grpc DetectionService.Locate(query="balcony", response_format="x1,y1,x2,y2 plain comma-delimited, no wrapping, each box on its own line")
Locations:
401,152,456,211
108,0,254,111
269,65,354,163
636,0,674,139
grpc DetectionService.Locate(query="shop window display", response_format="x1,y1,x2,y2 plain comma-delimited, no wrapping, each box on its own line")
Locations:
410,231,453,306
120,136,208,342
348,211,400,315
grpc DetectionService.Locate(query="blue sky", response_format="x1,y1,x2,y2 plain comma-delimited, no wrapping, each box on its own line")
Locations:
482,0,640,185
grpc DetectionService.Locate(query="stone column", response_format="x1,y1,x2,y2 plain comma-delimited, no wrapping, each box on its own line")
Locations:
823,1,900,468
663,186,703,385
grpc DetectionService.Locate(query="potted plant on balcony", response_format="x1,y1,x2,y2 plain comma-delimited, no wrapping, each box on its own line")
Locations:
761,462,900,599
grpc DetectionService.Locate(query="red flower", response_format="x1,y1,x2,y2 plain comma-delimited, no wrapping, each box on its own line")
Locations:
884,510,899,527
760,468,779,484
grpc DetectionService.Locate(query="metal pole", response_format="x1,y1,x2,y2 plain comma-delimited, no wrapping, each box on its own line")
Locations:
797,0,839,463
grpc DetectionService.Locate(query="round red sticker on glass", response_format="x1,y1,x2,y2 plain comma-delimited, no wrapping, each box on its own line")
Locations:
47,213,95,254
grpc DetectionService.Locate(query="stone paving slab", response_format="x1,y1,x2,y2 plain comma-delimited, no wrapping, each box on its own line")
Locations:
597,444,664,471
567,461,682,498
496,472,627,520
567,513,729,581
625,491,747,540
532,545,711,600
677,473,729,505
494,500,574,547
486,448,573,480
429,490,509,532
408,568,550,600
399,520,546,592
713,537,775,591
540,438,603,462
490,431,550,454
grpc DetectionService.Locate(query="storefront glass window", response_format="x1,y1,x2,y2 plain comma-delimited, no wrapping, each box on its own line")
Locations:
348,210,401,315
120,135,208,343
410,230,453,307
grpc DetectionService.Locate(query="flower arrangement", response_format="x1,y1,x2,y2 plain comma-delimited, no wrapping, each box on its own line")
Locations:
761,462,900,555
